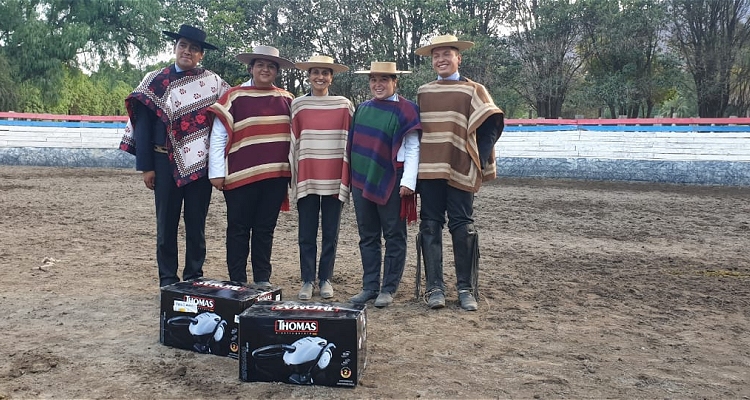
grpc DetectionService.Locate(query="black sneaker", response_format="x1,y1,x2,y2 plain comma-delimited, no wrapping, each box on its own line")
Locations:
349,289,378,304
373,292,393,308
427,289,445,309
458,290,478,311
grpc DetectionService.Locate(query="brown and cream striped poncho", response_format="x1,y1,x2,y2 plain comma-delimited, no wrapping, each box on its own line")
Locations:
417,79,504,193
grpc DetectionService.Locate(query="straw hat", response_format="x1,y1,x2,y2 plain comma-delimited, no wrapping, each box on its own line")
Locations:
162,24,217,51
353,61,411,75
415,34,474,56
236,45,295,69
295,55,349,73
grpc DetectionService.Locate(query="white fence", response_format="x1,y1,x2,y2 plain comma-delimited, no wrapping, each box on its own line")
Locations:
2,115,750,185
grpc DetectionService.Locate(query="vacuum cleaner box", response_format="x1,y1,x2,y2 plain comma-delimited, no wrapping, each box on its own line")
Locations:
160,278,282,358
238,301,367,388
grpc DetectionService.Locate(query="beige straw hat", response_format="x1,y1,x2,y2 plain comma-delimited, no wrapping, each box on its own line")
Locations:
415,34,474,56
295,55,349,73
236,45,295,69
353,61,411,75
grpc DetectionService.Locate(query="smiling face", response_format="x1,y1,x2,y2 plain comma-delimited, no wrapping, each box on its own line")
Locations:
368,74,397,100
250,58,279,88
173,38,204,71
431,46,461,78
308,67,333,96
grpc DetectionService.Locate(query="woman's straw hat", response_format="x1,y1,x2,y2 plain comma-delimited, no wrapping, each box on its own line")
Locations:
353,61,411,75
295,55,349,73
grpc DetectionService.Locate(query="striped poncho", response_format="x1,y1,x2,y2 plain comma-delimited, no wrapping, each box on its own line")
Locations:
349,95,421,205
417,78,504,193
208,86,294,191
290,95,354,202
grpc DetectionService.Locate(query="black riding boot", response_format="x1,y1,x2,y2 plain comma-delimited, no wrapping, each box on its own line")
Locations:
452,223,479,311
419,220,445,308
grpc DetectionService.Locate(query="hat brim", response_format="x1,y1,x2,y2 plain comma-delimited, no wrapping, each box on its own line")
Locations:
162,30,218,51
353,70,411,75
236,53,295,69
415,40,474,56
295,62,349,73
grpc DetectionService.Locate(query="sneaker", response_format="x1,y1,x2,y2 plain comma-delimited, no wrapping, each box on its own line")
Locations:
373,292,393,308
349,289,378,305
458,290,478,311
298,282,313,300
254,281,273,289
427,289,445,309
319,280,334,299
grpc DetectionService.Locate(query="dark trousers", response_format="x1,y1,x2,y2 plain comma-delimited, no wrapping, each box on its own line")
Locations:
351,177,407,294
418,179,475,291
418,179,474,231
153,152,212,287
223,177,289,283
297,194,342,283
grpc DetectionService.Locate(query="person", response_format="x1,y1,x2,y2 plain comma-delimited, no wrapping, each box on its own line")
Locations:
348,61,421,308
289,55,354,300
414,34,504,311
207,45,295,287
119,24,229,287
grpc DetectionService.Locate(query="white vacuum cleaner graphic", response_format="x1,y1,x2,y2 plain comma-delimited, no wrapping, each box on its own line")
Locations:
251,336,336,384
167,312,227,353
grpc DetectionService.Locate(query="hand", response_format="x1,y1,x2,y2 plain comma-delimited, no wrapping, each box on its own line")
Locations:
210,178,225,191
399,186,413,197
142,171,155,190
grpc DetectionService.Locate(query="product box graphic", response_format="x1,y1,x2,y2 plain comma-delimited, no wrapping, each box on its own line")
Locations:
160,278,282,358
238,301,367,388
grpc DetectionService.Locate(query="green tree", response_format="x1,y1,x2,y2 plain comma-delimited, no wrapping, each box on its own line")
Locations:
0,0,162,106
504,0,586,119
669,0,750,117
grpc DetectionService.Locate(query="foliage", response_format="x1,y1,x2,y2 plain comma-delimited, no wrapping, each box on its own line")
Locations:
669,0,750,117
3,0,750,119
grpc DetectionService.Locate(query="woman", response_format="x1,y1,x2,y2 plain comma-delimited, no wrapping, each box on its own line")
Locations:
348,61,421,308
290,55,354,300
208,45,295,287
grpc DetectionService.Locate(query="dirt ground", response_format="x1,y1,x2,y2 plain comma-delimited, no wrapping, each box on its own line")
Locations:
1,165,749,399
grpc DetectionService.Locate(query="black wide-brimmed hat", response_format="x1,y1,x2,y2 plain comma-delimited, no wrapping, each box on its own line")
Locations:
162,24,218,51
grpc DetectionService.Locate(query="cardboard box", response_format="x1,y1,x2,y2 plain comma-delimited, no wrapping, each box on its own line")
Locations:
160,278,282,358
238,301,367,388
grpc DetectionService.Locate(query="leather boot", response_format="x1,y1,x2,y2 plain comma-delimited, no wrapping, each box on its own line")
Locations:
419,220,445,309
452,223,480,302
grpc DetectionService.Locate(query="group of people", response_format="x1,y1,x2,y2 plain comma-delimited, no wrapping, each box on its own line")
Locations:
121,24,504,312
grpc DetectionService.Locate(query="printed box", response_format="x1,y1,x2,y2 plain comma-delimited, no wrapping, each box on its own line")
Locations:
160,278,282,358
238,301,367,388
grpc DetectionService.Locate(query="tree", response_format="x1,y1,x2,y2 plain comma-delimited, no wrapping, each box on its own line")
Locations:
504,0,586,119
669,0,750,117
0,0,162,106
580,0,671,118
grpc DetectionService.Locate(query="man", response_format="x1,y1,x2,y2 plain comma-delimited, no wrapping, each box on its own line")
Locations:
208,46,295,287
348,62,421,308
290,55,354,300
120,24,229,287
415,35,504,311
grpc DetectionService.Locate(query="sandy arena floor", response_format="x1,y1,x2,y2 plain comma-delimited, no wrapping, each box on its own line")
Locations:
1,165,748,398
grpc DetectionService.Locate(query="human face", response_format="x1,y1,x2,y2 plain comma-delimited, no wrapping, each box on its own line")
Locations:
173,38,204,71
431,46,461,78
308,67,333,96
250,59,279,88
369,74,397,100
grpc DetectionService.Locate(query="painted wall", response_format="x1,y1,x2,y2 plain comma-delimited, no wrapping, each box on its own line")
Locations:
2,113,750,185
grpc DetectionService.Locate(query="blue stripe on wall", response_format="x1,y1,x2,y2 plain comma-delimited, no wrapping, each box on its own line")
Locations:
504,124,750,132
0,120,127,129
